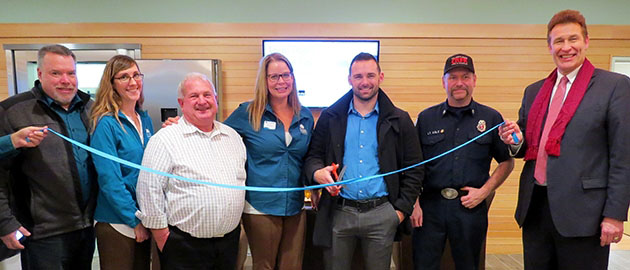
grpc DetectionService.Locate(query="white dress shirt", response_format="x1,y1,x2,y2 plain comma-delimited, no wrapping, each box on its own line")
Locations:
136,117,247,238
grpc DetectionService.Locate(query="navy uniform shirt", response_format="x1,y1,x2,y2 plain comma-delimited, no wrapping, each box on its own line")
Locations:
416,100,510,192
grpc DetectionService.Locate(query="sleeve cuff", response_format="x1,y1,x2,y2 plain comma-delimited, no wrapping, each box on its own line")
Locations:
136,210,168,229
509,141,523,157
0,135,17,156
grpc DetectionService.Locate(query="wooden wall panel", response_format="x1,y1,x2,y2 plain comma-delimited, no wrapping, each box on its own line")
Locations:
2,23,630,255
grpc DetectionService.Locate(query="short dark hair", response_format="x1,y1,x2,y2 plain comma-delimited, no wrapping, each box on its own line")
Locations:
37,44,76,68
547,10,588,44
349,52,380,74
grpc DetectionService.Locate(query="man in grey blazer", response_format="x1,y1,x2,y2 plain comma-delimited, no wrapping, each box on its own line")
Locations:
499,10,630,270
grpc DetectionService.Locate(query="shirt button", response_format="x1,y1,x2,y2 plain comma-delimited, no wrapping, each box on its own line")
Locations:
455,156,459,160
360,145,364,148
360,130,364,134
359,175,363,178
359,190,363,193
359,160,363,163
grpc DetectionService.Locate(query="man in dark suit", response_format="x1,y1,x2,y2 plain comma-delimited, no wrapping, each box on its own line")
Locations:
499,10,630,270
304,52,423,270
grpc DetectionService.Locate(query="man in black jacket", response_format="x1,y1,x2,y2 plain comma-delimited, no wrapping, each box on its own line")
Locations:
0,44,97,269
304,52,423,270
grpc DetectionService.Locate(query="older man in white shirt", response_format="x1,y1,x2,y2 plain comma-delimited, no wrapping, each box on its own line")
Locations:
137,73,246,270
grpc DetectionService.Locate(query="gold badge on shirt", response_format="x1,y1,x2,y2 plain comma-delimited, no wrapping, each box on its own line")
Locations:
476,120,486,132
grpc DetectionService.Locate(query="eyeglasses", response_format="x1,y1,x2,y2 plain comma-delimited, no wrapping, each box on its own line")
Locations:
114,73,144,83
267,73,292,82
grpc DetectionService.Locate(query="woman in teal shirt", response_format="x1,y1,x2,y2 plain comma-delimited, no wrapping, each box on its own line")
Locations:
224,53,314,270
90,55,153,270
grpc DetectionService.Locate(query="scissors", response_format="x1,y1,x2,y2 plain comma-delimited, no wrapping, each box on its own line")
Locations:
330,163,347,196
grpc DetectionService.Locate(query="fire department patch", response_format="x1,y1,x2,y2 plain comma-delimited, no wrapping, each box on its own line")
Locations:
476,120,486,132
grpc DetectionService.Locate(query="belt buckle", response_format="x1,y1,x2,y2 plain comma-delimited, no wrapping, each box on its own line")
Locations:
357,201,371,212
440,188,459,200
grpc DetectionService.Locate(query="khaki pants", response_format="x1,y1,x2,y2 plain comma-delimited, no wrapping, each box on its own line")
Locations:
95,222,151,270
242,211,306,270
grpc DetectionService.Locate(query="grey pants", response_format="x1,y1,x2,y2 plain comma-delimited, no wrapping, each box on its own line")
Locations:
325,201,399,270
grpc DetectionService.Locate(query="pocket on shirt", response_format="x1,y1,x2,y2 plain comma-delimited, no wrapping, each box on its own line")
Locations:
468,131,491,159
422,133,445,146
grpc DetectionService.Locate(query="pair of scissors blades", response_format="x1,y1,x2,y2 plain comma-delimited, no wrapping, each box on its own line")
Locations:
330,163,347,196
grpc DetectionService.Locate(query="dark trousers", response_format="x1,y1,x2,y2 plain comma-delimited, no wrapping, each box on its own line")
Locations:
522,185,609,270
159,225,240,270
326,200,399,270
21,227,95,270
412,195,488,270
95,222,151,270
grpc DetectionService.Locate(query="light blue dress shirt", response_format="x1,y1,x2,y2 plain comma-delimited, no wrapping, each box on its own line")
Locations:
340,100,388,200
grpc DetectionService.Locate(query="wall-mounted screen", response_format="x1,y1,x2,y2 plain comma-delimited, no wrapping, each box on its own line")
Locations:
263,40,380,108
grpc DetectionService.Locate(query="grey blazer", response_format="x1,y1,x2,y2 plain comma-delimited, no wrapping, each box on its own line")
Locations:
514,68,630,237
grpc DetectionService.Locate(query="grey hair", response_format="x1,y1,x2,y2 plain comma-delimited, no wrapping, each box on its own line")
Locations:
177,72,216,98
37,44,76,68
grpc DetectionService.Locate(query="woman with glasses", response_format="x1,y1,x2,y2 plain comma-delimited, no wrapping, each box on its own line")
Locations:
224,53,314,270
90,55,153,270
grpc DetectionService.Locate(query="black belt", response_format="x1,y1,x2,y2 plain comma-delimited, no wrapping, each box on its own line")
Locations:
423,188,468,200
336,196,388,212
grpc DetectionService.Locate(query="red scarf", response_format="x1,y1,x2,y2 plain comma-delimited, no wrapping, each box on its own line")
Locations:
524,59,595,160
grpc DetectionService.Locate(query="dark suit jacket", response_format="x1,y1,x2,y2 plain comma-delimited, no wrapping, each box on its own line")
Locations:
514,68,630,237
303,89,424,247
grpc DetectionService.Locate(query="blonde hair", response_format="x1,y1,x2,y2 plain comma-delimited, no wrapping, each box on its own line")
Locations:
90,55,143,133
248,53,301,131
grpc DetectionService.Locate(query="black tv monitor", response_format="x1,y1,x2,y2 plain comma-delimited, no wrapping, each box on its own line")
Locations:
262,40,380,108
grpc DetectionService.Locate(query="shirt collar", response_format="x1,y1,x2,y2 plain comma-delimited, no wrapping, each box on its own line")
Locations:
264,103,308,123
42,92,82,111
556,64,582,84
440,100,477,117
180,117,226,138
347,99,379,117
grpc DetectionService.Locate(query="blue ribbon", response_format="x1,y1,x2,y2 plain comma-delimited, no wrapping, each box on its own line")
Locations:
46,122,505,192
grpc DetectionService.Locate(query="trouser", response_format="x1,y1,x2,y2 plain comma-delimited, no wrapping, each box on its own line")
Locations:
412,193,488,270
21,226,95,270
326,199,399,270
242,211,306,270
95,222,151,270
158,225,240,270
522,185,609,270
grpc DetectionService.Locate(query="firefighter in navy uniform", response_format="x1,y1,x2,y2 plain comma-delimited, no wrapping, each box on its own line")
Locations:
411,54,514,270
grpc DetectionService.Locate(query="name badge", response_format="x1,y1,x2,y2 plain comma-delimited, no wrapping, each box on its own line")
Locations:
263,120,277,130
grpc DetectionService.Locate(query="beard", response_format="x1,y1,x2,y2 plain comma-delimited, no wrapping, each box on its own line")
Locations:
353,86,379,102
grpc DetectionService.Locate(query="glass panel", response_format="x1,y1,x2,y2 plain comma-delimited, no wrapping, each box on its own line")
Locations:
76,62,106,98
